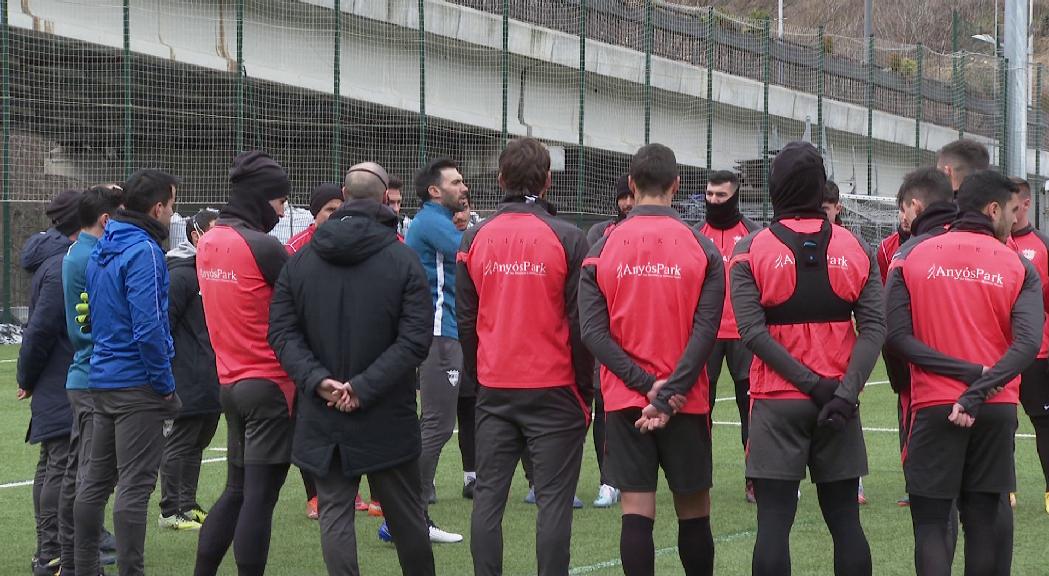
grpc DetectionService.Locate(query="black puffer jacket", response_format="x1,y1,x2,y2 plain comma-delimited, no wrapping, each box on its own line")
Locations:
17,228,74,443
167,241,220,417
268,199,433,477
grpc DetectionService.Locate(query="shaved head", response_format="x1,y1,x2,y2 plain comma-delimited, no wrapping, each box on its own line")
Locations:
344,162,390,201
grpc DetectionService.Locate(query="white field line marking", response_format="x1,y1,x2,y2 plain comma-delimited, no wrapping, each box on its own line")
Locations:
567,527,756,574
712,420,1035,439
0,359,15,363
713,380,889,403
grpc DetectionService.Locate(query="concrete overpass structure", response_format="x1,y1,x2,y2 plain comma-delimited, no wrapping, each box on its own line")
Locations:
10,0,1047,207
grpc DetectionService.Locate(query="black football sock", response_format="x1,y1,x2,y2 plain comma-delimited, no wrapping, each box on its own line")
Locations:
751,478,800,576
677,516,714,576
909,494,953,576
620,514,655,576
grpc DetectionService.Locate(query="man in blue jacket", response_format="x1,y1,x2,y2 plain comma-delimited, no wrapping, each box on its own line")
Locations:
403,157,467,544
59,183,124,575
18,188,80,575
74,169,181,576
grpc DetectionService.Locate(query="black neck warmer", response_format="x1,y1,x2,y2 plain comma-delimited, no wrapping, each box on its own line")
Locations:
704,192,742,229
113,209,168,245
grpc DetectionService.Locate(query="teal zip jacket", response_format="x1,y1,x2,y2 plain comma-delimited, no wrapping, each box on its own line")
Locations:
405,201,463,339
62,231,97,390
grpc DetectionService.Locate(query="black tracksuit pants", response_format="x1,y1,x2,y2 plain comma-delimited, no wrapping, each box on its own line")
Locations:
160,413,220,516
74,386,180,576
471,385,587,576
314,453,434,576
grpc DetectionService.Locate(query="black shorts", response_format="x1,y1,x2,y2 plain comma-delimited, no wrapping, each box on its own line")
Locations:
746,399,868,483
904,403,1017,498
221,379,292,467
604,408,712,494
1020,358,1049,418
706,339,753,385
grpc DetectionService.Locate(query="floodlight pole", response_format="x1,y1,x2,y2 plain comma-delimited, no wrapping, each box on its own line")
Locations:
1005,0,1028,177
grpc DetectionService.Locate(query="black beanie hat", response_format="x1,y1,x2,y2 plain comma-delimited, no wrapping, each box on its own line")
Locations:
229,150,290,201
769,141,827,221
615,173,631,200
308,183,343,217
46,188,83,236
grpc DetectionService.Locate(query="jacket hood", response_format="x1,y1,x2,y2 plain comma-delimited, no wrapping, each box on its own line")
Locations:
311,199,399,265
770,141,828,221
95,218,162,267
20,228,72,273
166,240,197,268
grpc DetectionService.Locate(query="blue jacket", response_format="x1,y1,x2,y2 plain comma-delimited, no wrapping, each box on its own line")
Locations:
62,231,97,390
17,228,74,443
405,202,462,339
86,217,175,395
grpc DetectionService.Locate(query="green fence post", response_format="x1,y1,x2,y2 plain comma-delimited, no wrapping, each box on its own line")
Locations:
816,26,824,153
915,43,924,167
123,0,132,177
418,0,426,165
952,10,965,138
1037,65,1043,227
705,8,714,168
762,17,770,221
577,0,586,221
333,0,341,179
866,35,874,195
501,0,509,149
643,0,652,145
235,0,244,154
1000,56,1009,173
0,0,11,322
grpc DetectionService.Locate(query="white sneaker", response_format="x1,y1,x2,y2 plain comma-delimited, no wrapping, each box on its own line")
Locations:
593,484,620,508
428,521,463,544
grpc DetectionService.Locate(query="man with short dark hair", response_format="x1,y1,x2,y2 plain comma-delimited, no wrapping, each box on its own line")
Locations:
195,151,294,576
19,188,81,576
898,167,958,241
886,170,1041,575
60,183,124,575
270,161,436,576
582,144,724,576
387,175,404,214
731,142,883,576
697,169,761,503
404,157,467,543
158,208,221,531
286,183,343,255
460,137,593,576
1007,176,1049,514
74,169,181,576
822,180,844,225
937,139,991,192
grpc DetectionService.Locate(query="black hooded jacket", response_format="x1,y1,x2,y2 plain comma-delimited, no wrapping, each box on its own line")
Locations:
17,228,74,443
268,199,434,477
166,241,220,417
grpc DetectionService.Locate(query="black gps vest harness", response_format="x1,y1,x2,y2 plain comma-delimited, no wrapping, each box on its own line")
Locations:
763,220,853,326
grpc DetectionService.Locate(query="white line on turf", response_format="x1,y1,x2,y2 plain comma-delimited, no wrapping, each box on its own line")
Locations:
714,380,889,403
567,528,756,574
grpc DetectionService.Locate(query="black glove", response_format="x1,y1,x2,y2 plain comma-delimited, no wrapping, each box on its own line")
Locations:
817,396,858,431
808,378,839,408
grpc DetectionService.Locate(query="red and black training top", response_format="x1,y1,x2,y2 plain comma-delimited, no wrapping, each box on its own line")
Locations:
886,222,1043,413
579,205,724,415
197,217,295,411
1012,224,1049,360
697,217,761,340
456,199,593,404
877,231,904,284
729,218,885,404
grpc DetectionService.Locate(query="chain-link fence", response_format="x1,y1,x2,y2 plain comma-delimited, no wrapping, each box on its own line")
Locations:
1,0,1045,315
